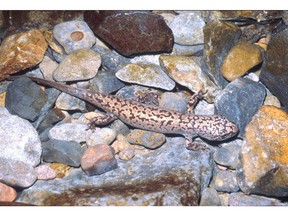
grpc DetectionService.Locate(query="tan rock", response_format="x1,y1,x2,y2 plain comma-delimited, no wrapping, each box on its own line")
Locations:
238,105,288,197
0,29,48,81
221,41,263,81
0,182,17,202
35,164,57,180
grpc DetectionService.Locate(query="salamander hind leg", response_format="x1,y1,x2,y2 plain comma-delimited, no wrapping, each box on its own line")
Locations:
187,90,207,114
88,113,118,129
185,136,210,151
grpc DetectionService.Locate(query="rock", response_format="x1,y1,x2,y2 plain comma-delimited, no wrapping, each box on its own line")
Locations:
213,139,242,169
0,158,37,188
119,149,135,161
116,64,175,91
84,11,174,57
169,12,205,45
111,134,132,154
16,137,213,206
108,119,131,137
159,92,187,113
0,182,17,202
53,20,96,54
200,188,221,206
127,129,166,149
0,111,42,167
194,99,215,116
81,145,118,176
35,164,57,180
172,44,204,56
42,139,84,167
37,108,66,133
39,56,59,81
228,193,285,206
5,77,48,121
0,29,47,81
92,45,131,72
159,55,220,103
50,163,71,179
53,49,101,82
214,170,239,193
56,91,86,111
221,41,263,81
260,28,288,111
48,123,92,143
237,105,288,197
203,21,241,88
89,71,125,94
86,128,117,147
264,94,281,108
214,78,266,137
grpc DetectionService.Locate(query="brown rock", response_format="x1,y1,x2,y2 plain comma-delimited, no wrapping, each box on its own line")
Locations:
0,29,48,81
221,41,263,81
84,11,174,57
0,182,17,202
237,105,288,197
81,145,118,176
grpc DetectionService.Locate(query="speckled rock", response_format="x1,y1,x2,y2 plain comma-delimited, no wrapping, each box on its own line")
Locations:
169,12,205,45
159,92,187,113
35,164,57,180
260,28,288,111
214,170,239,193
56,91,86,111
111,134,132,154
5,77,48,121
86,128,117,147
159,55,220,103
221,41,263,81
16,137,213,206
0,110,42,167
237,105,288,197
0,29,47,80
214,78,266,137
204,21,241,88
81,145,118,176
53,20,96,54
0,182,17,202
228,193,286,206
119,149,135,161
0,158,37,188
39,56,59,81
53,49,101,82
127,129,166,149
200,188,221,206
48,123,92,143
42,139,84,167
84,11,174,57
116,64,175,91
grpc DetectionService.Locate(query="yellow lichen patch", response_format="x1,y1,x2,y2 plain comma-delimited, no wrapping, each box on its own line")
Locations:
0,92,6,107
50,163,71,178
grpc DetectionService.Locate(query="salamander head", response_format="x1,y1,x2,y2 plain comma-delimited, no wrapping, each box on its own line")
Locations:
193,115,239,141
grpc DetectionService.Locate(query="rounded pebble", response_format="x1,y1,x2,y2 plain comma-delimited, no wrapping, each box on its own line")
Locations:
34,164,57,180
0,182,17,202
214,170,239,193
159,92,187,113
86,127,117,147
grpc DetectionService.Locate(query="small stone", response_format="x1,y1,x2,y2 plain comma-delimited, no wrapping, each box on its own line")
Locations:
172,44,204,56
42,139,84,167
108,119,131,137
237,105,288,197
260,28,288,111
194,99,215,116
116,64,175,91
50,162,71,179
169,12,205,45
34,164,57,180
84,11,173,57
0,158,37,188
200,188,221,206
159,55,220,103
214,140,242,169
86,128,117,147
214,78,266,137
214,170,239,193
56,91,86,111
5,77,48,121
204,21,242,88
0,29,47,80
37,108,66,133
264,94,281,108
228,193,285,206
221,41,263,81
48,123,91,143
0,112,42,167
116,85,160,102
159,92,187,113
81,145,118,176
39,56,59,81
127,129,166,149
111,134,131,154
119,149,135,161
0,182,17,202
89,71,125,94
53,20,96,54
53,49,101,82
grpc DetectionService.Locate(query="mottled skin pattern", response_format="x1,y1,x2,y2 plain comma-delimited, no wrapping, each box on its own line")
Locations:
10,76,239,150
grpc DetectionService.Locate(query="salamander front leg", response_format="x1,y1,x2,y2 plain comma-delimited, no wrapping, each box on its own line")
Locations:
187,90,207,114
185,136,210,151
88,112,118,129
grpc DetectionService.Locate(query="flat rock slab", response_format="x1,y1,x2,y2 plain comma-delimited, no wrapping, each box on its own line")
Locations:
16,137,213,206
84,11,174,57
